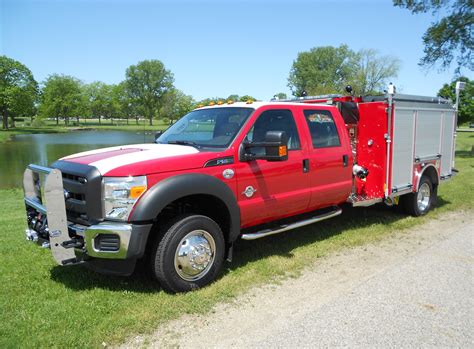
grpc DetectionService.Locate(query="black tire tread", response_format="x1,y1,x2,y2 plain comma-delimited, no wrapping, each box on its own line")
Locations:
401,176,434,217
150,214,224,293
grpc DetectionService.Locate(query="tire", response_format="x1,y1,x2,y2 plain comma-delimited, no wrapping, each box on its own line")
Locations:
402,176,435,216
150,214,225,293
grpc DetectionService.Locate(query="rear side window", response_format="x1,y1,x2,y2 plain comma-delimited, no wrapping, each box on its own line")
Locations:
304,110,341,148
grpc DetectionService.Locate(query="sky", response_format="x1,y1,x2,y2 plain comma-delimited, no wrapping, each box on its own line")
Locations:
1,0,472,101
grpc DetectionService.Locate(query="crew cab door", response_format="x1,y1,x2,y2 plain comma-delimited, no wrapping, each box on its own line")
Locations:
235,107,311,228
300,108,352,209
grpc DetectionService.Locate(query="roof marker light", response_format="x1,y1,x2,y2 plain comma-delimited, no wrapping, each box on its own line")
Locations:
227,100,234,104
217,100,224,105
209,101,216,106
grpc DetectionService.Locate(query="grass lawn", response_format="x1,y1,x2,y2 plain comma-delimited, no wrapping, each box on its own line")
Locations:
0,133,472,347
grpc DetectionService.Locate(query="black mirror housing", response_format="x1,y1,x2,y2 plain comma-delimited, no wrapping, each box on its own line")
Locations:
264,131,288,161
241,131,289,162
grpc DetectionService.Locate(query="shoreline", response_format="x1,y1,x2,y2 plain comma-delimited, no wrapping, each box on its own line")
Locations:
0,124,167,143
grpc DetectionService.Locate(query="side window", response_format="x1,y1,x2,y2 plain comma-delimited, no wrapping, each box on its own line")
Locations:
246,109,301,151
304,110,341,148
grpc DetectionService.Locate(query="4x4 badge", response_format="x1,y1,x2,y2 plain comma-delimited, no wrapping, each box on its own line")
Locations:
242,186,257,198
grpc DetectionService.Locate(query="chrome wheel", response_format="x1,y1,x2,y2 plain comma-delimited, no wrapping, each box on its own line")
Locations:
174,230,216,282
417,182,431,212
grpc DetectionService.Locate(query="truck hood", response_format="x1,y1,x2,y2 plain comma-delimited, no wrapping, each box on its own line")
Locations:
60,143,201,176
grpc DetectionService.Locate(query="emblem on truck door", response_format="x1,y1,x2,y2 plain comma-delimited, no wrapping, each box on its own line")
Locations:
242,186,257,198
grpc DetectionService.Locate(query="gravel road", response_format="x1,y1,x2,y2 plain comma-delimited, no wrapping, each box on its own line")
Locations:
124,211,473,348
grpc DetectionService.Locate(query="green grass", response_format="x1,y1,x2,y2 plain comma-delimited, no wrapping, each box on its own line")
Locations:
0,133,473,347
0,119,169,143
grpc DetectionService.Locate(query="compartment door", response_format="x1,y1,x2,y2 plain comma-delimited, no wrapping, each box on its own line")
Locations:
391,108,415,191
440,111,455,177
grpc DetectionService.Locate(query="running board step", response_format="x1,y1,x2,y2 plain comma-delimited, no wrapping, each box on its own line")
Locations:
241,207,342,241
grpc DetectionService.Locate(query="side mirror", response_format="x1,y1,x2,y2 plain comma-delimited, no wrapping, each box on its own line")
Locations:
242,131,289,162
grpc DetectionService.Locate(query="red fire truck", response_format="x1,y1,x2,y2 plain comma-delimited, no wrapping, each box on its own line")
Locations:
23,84,457,292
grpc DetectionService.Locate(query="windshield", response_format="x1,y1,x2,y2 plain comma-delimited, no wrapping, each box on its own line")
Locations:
157,107,254,148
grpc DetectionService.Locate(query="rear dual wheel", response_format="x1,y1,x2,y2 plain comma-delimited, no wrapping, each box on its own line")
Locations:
150,215,225,293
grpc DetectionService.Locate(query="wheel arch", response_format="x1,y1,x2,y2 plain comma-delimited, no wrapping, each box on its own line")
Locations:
130,174,241,243
417,164,439,190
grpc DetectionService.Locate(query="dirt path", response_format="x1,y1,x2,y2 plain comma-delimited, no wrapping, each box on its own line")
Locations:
122,211,473,348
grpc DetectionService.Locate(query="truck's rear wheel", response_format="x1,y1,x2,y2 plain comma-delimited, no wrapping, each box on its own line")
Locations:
402,176,435,216
151,215,225,293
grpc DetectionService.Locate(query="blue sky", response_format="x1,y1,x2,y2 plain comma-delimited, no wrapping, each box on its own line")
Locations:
1,0,472,100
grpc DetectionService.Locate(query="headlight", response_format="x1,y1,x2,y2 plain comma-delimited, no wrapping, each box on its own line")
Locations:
103,176,147,221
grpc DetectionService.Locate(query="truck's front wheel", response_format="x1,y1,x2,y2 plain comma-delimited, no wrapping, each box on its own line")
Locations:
151,215,225,293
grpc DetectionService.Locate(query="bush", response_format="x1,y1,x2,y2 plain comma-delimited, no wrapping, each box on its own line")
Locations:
31,118,45,127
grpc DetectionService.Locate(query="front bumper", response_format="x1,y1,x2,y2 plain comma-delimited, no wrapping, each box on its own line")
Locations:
23,164,151,269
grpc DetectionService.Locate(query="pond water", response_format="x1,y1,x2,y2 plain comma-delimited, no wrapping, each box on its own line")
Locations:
0,130,156,189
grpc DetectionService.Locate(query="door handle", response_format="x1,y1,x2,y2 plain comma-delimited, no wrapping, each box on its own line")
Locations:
303,159,310,173
342,154,349,167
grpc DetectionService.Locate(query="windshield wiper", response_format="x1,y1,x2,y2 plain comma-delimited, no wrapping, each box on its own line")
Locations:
167,140,201,149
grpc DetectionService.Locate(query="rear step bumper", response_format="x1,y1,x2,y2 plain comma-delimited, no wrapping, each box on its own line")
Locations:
241,207,342,240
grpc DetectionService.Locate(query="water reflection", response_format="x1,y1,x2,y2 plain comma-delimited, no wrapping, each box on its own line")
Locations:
0,130,155,188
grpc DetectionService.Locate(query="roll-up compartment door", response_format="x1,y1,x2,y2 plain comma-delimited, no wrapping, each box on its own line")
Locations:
440,111,455,177
391,108,415,191
415,110,442,159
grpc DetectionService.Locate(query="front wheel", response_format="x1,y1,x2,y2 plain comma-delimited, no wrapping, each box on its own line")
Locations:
401,176,435,216
151,215,225,293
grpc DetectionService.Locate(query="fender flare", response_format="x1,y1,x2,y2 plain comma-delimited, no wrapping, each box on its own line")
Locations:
130,174,241,242
415,164,439,190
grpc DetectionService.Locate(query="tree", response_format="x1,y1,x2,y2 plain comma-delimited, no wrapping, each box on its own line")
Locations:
112,82,135,125
274,92,288,100
288,45,400,96
125,60,174,126
84,81,109,124
239,95,256,102
393,0,473,72
226,94,240,102
0,56,38,129
39,74,83,126
438,76,473,125
160,89,194,124
351,49,401,95
288,45,358,96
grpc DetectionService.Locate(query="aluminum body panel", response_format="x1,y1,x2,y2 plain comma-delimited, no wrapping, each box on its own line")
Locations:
415,110,442,158
391,109,415,190
440,111,455,177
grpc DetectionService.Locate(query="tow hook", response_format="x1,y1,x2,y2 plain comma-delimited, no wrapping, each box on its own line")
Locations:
61,239,84,249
